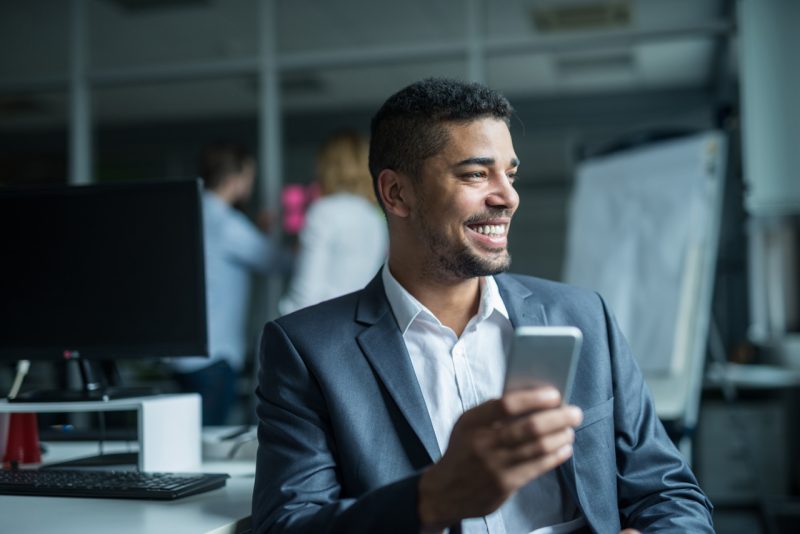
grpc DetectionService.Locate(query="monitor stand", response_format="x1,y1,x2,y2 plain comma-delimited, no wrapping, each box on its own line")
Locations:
9,359,160,403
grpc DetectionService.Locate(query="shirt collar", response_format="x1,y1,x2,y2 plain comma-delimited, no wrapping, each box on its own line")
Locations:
381,262,509,335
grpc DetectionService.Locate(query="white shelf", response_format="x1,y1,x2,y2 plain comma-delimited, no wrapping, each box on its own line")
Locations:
0,394,202,472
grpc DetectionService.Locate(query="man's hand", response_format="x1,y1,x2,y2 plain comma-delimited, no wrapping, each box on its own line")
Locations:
418,387,583,530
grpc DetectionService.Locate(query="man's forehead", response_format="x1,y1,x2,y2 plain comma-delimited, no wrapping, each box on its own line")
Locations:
436,118,517,163
442,116,509,134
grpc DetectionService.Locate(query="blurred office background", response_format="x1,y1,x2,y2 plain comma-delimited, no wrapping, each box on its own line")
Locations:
1,1,799,531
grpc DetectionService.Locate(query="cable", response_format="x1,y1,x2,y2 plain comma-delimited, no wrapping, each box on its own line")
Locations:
226,432,257,460
7,360,31,400
98,410,106,457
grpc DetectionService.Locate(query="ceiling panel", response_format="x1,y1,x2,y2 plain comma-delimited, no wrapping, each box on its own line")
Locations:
634,0,722,28
283,58,469,112
487,54,559,96
637,38,714,88
277,0,466,53
0,2,70,80
89,0,259,69
93,77,257,123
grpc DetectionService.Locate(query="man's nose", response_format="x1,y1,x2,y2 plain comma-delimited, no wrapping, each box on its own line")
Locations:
486,174,519,211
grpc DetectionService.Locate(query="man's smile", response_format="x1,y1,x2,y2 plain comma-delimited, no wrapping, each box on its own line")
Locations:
465,219,511,248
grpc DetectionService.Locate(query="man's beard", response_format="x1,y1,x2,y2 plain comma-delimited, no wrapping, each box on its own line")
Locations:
415,195,512,280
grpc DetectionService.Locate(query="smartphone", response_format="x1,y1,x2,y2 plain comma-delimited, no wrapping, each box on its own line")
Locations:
503,326,583,402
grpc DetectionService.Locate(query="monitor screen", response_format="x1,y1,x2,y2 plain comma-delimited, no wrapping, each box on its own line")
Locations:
0,179,207,361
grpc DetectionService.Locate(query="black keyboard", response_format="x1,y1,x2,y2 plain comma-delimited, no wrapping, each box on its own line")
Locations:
0,468,230,500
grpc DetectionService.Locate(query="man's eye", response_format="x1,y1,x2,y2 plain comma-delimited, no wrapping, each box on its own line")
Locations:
463,172,485,179
507,172,518,183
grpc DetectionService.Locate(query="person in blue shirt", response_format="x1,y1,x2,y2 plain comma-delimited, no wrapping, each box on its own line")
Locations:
172,142,291,425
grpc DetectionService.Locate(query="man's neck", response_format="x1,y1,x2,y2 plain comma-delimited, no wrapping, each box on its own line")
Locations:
209,184,238,206
388,259,481,337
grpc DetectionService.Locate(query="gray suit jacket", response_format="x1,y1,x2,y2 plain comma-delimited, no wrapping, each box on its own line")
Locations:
252,272,713,533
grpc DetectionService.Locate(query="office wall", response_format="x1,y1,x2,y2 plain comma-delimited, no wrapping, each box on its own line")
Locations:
0,85,715,284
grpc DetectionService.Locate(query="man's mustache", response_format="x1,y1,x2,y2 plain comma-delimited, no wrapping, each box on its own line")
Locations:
464,210,513,224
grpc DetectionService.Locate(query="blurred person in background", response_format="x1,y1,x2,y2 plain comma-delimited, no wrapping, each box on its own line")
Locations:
279,132,388,314
171,142,292,426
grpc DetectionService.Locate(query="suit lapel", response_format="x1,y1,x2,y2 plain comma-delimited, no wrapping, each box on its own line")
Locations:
495,273,546,328
355,274,441,462
495,274,583,518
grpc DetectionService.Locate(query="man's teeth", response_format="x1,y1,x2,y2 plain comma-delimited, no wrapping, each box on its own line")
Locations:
474,224,506,236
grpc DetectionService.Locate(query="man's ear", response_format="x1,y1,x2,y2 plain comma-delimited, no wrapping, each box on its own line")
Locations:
377,169,412,218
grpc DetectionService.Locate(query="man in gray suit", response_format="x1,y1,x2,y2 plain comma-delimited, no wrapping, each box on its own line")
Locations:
253,78,713,533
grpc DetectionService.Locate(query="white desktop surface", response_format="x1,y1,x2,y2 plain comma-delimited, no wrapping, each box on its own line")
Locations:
0,441,256,534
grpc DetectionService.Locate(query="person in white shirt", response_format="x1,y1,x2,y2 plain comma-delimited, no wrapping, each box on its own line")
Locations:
279,132,387,315
172,143,291,425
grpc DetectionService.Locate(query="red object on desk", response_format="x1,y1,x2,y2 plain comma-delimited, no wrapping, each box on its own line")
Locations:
2,413,41,465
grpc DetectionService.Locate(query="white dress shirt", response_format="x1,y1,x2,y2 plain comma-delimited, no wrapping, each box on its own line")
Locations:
382,265,585,534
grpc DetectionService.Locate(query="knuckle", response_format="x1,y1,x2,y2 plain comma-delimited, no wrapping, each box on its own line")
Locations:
497,397,515,417
538,435,558,455
470,432,493,460
526,416,542,436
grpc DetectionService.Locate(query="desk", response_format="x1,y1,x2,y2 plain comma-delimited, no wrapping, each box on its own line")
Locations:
0,442,255,534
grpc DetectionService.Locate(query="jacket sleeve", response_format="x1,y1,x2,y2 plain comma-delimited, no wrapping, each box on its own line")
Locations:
251,320,424,534
601,294,715,532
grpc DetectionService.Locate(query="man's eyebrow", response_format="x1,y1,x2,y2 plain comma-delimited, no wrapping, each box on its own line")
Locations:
453,156,520,167
454,157,494,167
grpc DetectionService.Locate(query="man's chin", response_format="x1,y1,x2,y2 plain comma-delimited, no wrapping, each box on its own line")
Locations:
455,251,511,278
482,258,511,276
476,248,512,272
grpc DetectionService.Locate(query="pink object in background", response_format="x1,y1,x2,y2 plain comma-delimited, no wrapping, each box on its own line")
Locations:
281,183,320,235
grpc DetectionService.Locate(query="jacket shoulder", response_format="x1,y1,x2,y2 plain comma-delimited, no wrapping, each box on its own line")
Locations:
272,289,362,338
498,272,600,305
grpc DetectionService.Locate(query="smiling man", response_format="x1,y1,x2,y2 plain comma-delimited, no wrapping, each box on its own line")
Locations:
252,78,713,534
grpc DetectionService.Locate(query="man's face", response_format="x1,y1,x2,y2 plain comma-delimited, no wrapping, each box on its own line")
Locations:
408,118,520,281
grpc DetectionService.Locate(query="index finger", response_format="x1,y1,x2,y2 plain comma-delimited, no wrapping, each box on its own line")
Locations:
463,387,562,426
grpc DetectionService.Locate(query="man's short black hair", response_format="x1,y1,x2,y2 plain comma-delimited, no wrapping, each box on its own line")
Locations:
368,78,514,204
199,142,254,191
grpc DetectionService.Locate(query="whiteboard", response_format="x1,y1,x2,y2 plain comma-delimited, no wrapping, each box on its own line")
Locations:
564,132,726,422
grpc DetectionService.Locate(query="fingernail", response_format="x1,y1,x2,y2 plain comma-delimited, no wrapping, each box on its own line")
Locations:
538,388,559,401
559,444,573,457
